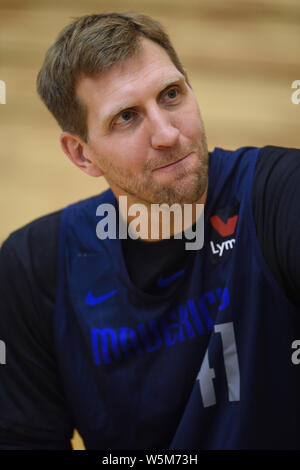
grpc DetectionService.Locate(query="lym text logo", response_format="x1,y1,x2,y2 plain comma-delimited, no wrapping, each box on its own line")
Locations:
209,206,239,262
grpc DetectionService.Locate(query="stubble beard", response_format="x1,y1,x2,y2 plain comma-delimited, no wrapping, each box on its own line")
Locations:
105,135,209,207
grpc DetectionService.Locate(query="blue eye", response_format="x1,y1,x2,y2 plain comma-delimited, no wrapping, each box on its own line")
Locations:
167,88,178,99
121,111,132,121
114,110,136,127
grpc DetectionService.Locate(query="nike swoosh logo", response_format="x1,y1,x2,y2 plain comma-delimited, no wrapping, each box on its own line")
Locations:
157,269,184,287
86,289,118,306
210,215,238,237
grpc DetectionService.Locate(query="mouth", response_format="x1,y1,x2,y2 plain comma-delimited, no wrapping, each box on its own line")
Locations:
154,152,193,172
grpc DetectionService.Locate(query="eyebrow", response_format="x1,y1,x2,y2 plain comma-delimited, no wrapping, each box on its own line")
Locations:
102,75,185,126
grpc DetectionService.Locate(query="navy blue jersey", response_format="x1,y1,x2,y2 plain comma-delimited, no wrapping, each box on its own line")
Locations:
52,146,300,449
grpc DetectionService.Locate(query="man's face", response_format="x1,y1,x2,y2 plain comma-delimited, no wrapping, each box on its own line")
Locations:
76,37,209,206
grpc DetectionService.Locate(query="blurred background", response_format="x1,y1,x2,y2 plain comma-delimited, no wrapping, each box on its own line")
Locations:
0,0,299,450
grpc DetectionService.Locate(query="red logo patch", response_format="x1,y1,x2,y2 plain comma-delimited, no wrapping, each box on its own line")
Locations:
210,215,238,237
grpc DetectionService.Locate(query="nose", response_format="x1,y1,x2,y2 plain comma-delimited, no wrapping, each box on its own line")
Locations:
149,108,180,149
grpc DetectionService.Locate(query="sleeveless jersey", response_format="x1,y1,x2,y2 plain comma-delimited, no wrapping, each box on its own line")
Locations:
55,146,300,449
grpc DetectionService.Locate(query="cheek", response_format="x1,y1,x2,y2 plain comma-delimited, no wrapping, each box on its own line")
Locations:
117,131,149,165
104,135,148,173
179,111,204,141
174,97,204,137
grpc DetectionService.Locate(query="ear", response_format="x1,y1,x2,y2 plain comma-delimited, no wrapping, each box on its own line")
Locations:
183,68,193,89
60,131,104,177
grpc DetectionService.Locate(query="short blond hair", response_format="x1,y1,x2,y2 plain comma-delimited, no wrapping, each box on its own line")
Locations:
36,12,184,142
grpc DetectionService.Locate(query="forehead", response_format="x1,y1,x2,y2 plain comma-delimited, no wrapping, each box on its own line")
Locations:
76,38,183,123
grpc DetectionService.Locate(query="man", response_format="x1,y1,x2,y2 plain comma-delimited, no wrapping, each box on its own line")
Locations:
0,12,300,450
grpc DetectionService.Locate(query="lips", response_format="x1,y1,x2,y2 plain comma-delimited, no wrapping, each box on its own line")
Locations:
154,152,192,171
